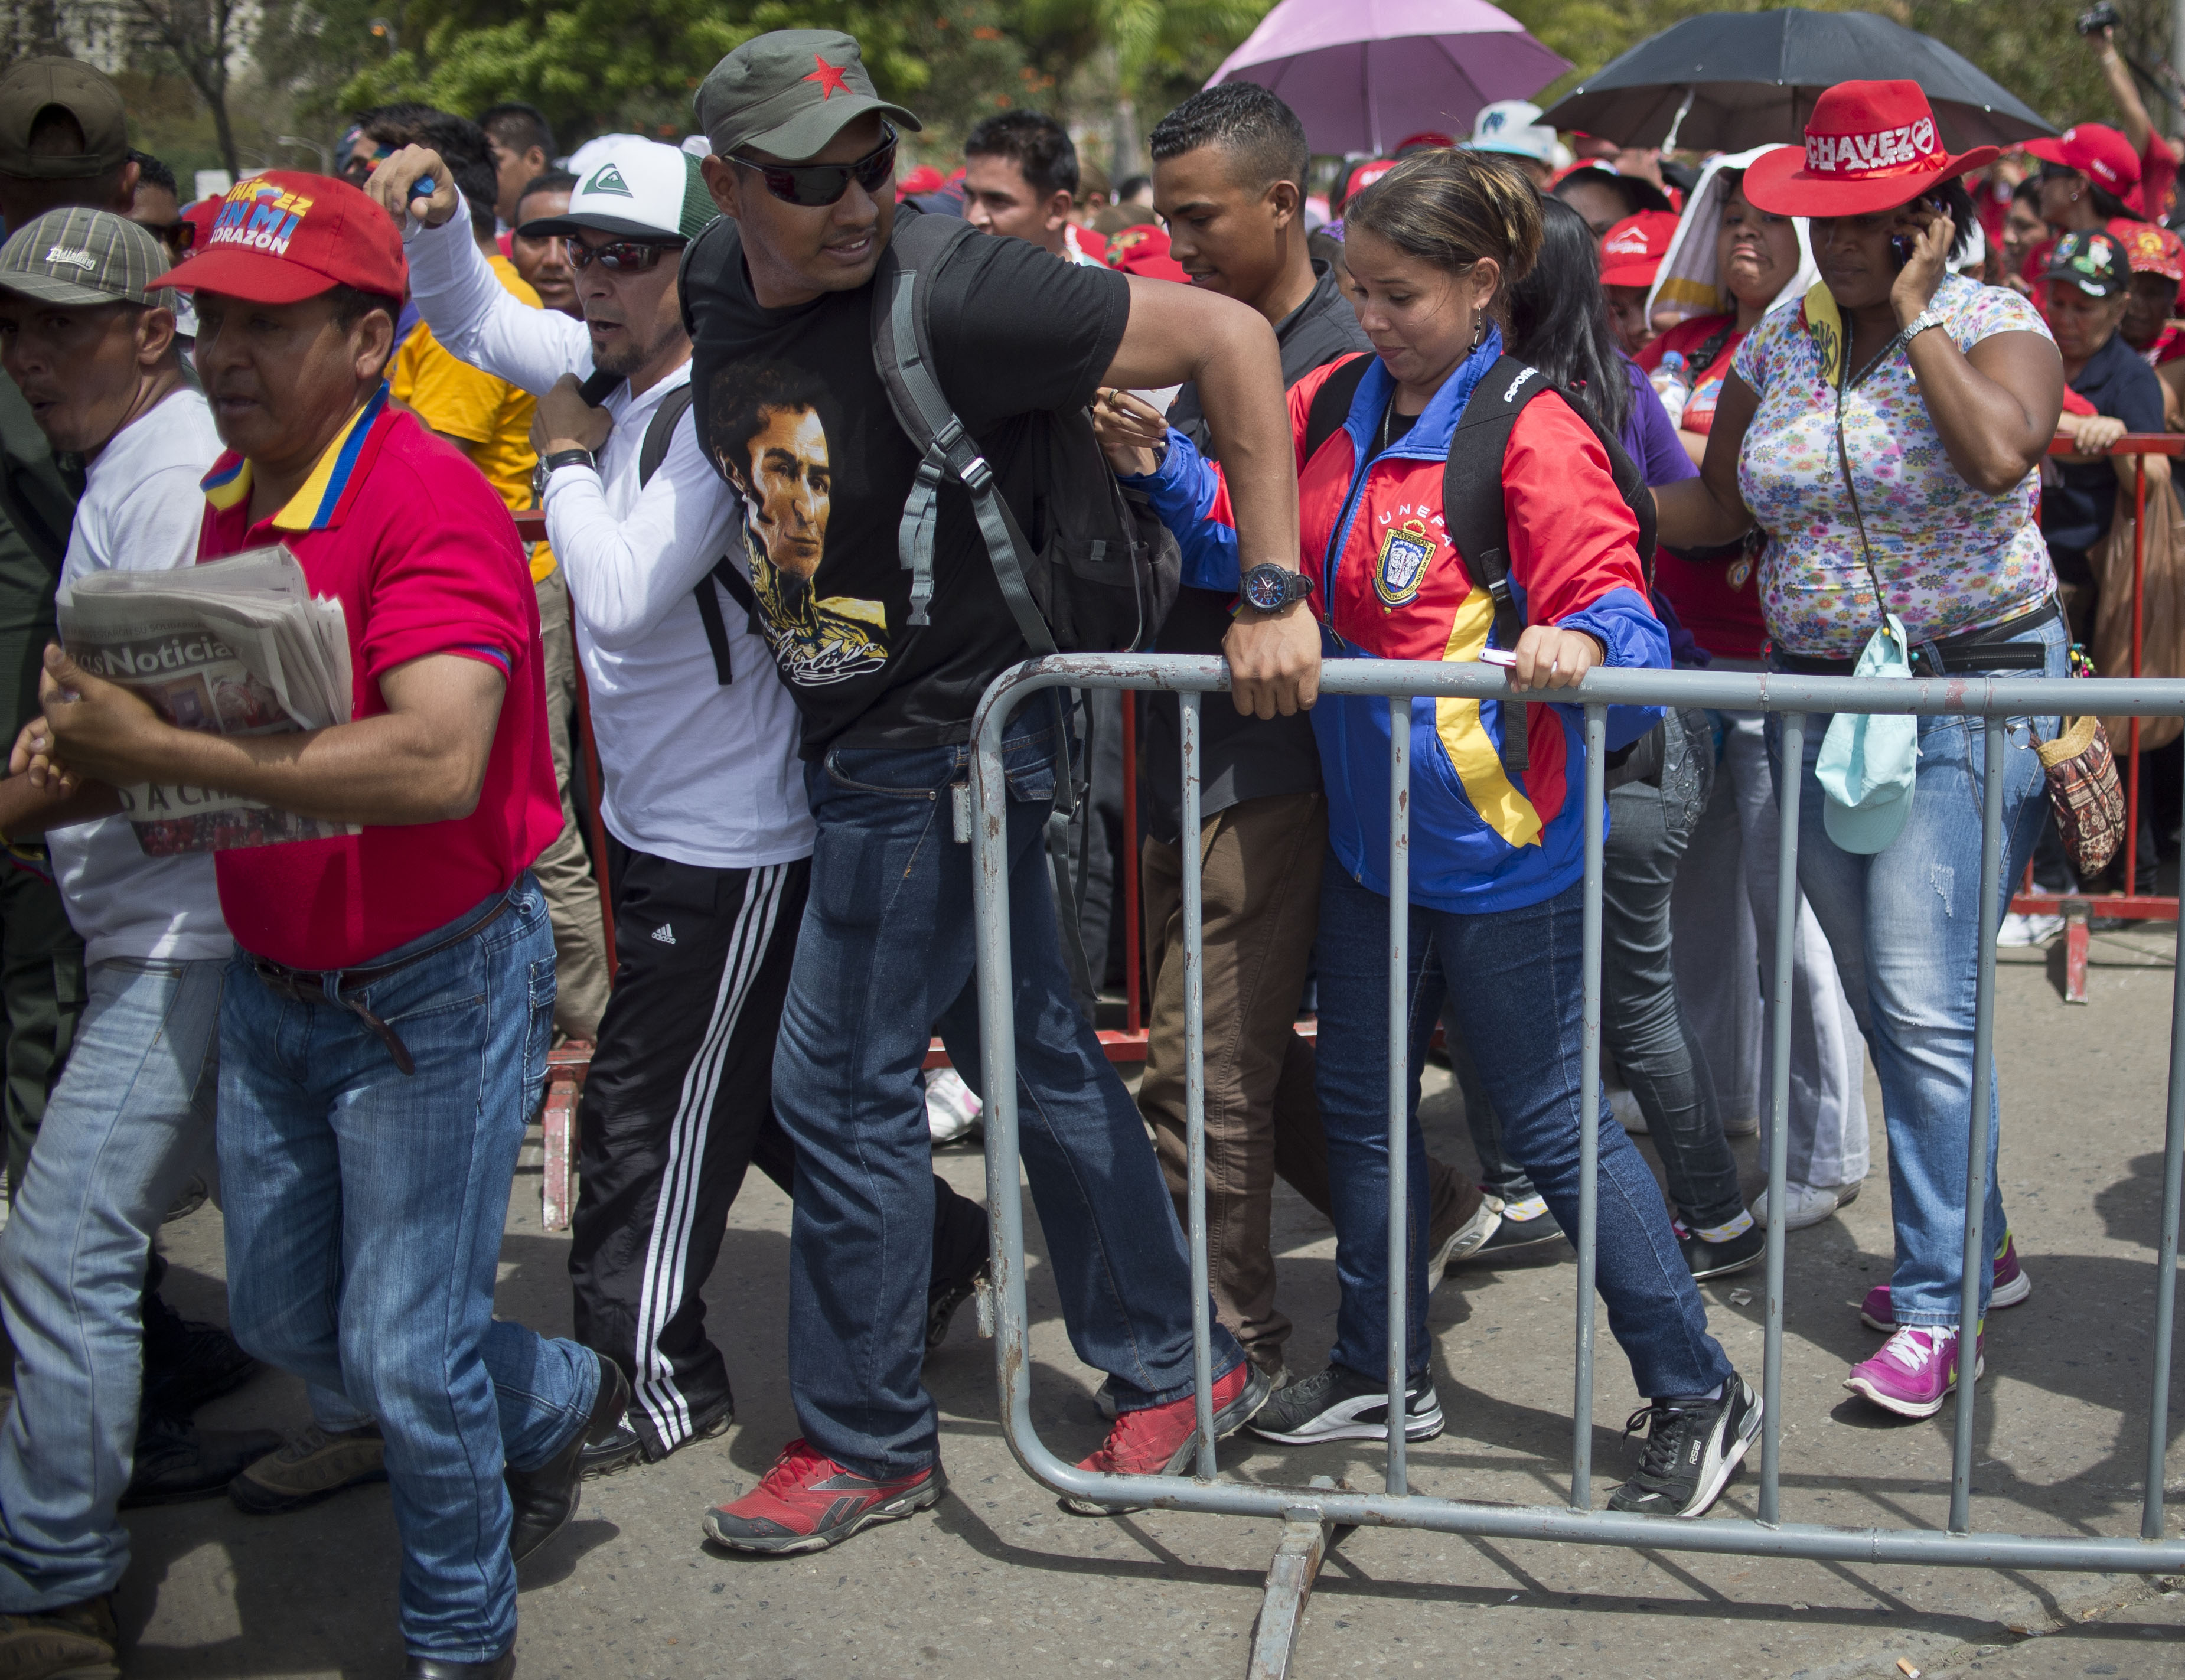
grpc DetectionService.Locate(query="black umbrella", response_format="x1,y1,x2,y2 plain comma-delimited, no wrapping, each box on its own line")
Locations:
1542,8,2057,152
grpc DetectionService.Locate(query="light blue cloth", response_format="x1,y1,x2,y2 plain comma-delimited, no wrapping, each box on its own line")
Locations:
1817,613,1918,854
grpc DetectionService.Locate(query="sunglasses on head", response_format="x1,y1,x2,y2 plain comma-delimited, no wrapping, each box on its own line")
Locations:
568,237,684,273
733,125,897,208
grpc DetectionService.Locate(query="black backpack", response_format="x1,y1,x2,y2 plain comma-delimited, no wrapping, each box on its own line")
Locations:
676,208,1179,663
1302,351,1659,778
572,368,759,686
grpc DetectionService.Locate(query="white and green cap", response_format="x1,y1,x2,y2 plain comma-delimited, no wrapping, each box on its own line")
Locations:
0,207,169,307
516,140,716,242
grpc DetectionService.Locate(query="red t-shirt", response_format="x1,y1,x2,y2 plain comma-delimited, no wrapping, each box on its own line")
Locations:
2144,133,2179,224
197,390,560,970
1636,314,1768,659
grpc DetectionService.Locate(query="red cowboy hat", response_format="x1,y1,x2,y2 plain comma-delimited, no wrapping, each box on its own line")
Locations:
1744,80,1998,218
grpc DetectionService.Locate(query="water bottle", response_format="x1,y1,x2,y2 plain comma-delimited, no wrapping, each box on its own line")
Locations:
1650,351,1691,429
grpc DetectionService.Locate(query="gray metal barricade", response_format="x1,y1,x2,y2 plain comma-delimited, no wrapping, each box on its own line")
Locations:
967,654,2185,1678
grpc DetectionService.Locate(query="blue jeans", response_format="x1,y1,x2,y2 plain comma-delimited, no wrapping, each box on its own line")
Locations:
0,956,223,1610
772,711,1240,1477
218,876,598,1662
1770,612,2066,1326
1315,865,1733,1400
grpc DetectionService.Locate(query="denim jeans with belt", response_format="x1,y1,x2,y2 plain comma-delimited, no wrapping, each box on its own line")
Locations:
772,710,1241,1479
1769,611,2066,1326
1315,865,1734,1400
0,955,221,1611
218,875,599,1662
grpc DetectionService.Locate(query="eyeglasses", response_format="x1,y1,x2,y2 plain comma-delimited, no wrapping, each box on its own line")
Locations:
732,125,897,208
341,142,393,185
146,220,194,254
568,239,684,273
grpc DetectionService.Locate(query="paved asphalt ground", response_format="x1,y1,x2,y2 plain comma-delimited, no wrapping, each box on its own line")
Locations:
83,956,2185,1678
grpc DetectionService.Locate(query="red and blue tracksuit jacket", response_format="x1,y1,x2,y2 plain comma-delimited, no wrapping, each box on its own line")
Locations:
1130,338,1667,914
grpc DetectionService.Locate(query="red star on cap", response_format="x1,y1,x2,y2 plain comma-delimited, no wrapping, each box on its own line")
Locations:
804,54,852,98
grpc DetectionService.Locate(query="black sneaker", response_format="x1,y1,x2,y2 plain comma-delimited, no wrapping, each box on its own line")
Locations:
926,1257,990,1350
1606,1372,1760,1518
579,1401,731,1478
1475,1193,1566,1255
140,1307,260,1420
1679,1219,1766,1281
1245,1363,1443,1445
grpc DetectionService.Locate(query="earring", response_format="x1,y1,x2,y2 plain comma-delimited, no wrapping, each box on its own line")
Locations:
1469,314,1485,350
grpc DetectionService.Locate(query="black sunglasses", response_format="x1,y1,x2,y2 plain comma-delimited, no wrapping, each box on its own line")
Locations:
568,239,684,273
150,220,194,254
733,125,897,208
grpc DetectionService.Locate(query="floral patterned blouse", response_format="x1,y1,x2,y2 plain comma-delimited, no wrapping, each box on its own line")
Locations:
1733,273,2056,657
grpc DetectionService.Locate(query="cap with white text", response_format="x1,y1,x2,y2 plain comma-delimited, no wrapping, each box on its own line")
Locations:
0,207,168,306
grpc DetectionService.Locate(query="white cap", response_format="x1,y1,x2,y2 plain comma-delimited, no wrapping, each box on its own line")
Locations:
514,139,716,242
1465,100,1557,167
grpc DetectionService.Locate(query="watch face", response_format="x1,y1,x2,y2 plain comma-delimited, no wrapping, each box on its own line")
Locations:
1244,567,1283,611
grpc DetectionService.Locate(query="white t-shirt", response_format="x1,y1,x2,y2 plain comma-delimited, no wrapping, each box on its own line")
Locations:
405,213,813,870
48,386,233,966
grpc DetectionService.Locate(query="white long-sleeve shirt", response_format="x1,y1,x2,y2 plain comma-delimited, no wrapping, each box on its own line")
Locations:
405,213,811,870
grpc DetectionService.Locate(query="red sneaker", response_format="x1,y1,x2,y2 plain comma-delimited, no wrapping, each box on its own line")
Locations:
702,1438,945,1555
1061,1361,1271,1515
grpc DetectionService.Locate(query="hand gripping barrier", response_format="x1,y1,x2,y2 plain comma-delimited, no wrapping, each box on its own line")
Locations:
966,654,2185,1680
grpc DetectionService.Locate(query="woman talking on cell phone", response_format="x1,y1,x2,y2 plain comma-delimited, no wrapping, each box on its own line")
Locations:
1655,81,2066,1421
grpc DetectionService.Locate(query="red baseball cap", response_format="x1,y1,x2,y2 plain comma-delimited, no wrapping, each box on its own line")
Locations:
896,164,944,201
1745,80,1998,217
1343,158,1396,204
2024,123,2142,209
161,170,405,304
2108,216,2185,282
1599,210,1681,288
1108,223,1189,283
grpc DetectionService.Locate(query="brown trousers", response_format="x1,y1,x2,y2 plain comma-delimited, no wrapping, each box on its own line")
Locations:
1138,791,1472,1372
533,567,612,1041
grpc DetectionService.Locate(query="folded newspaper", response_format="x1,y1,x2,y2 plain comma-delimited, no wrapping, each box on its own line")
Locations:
57,544,356,855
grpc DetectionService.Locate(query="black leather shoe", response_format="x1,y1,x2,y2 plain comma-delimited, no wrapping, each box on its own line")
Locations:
506,1355,627,1562
402,1646,514,1678
141,1300,261,1420
122,1414,284,1508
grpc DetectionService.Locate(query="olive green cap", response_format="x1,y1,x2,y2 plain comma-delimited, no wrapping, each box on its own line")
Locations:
0,57,128,180
696,30,920,162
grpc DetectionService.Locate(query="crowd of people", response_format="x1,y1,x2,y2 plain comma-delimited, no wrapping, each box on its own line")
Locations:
0,17,2162,1678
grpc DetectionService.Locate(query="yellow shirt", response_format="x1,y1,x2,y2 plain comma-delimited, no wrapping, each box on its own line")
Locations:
390,255,555,582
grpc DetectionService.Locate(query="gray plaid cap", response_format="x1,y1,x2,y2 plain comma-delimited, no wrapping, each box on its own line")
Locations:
0,208,169,307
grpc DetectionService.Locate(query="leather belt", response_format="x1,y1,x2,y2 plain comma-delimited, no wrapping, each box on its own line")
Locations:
1771,597,2058,678
249,894,514,1076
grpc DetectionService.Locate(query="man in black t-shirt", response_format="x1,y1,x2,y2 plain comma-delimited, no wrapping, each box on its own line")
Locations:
1096,84,1501,1396
681,29,1315,1555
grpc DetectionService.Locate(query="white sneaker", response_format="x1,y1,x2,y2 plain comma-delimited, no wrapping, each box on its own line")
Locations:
1753,1179,1861,1231
1997,911,2064,948
1608,1087,1646,1134
1426,1193,1504,1293
925,1067,982,1146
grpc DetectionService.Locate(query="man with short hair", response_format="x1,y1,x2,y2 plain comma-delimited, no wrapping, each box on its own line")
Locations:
963,110,1098,262
23,170,621,1679
1104,81,1498,1395
510,169,580,317
0,207,278,1680
367,137,991,1482
681,28,1314,1555
477,102,555,229
125,149,184,243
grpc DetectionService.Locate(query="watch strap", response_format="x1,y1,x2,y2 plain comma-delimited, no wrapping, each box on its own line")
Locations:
1903,308,1948,342
543,448,596,474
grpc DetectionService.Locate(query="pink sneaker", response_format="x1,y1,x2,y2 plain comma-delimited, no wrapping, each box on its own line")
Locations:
1859,1231,2029,1331
1844,1325,1983,1418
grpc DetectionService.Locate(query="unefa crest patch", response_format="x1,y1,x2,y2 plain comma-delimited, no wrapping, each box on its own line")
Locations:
1375,517,1435,606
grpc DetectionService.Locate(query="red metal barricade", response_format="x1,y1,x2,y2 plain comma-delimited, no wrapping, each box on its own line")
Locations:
2017,434,2183,1000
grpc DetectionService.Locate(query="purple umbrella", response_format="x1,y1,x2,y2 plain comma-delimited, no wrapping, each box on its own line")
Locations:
1208,0,1571,156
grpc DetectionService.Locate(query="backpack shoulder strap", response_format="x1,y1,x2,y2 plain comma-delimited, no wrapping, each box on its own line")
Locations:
1302,352,1373,468
640,384,694,486
868,211,1055,653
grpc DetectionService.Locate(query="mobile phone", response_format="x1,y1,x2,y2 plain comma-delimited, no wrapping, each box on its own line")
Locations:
1890,194,1948,269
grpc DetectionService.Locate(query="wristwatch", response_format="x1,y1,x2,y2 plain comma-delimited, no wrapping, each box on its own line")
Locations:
531,447,596,500
1902,307,1949,343
1238,563,1313,614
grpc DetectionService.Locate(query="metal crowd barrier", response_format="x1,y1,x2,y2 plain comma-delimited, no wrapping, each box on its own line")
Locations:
967,653,2185,1680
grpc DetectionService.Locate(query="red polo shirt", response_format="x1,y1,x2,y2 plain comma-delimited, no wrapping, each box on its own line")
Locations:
197,387,560,969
